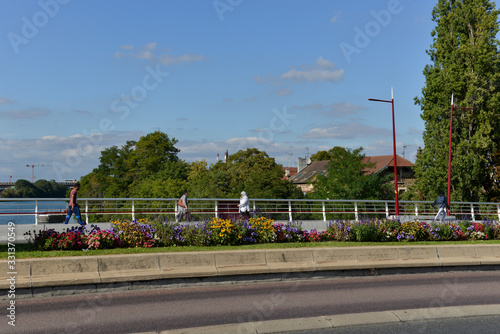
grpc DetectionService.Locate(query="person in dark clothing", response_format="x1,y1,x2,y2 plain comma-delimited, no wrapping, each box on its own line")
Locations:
64,182,84,225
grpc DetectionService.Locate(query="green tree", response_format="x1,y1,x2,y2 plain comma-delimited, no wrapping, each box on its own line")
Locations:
129,160,189,198
225,148,303,199
80,131,183,198
310,146,349,161
126,131,180,177
309,147,392,200
413,0,500,202
489,149,500,201
188,149,302,199
0,187,19,198
14,179,41,198
80,144,132,198
188,160,231,198
34,179,67,197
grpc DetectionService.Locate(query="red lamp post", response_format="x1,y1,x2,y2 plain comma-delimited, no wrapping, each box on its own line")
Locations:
369,88,399,216
448,94,472,213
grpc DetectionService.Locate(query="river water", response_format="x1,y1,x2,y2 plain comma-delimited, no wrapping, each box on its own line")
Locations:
0,200,70,225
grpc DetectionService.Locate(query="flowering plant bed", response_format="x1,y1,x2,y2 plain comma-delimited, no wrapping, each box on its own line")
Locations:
23,217,500,251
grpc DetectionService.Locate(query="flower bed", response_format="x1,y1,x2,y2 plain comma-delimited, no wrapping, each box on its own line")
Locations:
25,218,500,251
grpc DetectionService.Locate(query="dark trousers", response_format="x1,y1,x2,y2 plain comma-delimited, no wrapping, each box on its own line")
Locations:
239,210,250,220
64,205,84,225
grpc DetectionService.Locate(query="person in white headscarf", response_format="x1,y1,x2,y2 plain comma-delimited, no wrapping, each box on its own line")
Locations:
238,191,250,220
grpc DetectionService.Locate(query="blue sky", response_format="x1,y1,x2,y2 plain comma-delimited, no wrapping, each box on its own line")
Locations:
1,0,437,182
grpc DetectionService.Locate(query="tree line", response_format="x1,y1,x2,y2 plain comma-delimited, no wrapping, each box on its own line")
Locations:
77,131,303,200
0,179,68,198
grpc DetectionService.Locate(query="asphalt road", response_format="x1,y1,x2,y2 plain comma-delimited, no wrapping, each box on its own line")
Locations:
2,270,499,334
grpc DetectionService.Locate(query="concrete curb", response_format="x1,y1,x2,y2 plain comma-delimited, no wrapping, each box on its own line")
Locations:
151,304,500,334
1,244,500,291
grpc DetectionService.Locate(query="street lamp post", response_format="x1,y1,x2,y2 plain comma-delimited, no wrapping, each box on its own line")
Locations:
369,88,399,216
448,94,472,213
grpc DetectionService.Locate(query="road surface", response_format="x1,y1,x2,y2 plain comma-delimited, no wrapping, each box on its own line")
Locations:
2,270,499,333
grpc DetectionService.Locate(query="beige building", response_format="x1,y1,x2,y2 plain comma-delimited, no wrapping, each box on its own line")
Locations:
289,155,415,195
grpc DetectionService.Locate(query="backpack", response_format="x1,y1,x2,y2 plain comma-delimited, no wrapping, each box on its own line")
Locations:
436,195,445,206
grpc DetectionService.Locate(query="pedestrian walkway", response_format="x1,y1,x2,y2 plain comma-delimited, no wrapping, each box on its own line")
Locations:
146,304,500,334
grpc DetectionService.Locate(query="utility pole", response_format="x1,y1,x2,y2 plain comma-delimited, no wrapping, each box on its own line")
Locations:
369,87,399,216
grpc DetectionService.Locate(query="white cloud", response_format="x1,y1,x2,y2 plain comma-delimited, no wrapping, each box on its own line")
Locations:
0,98,14,104
292,102,364,117
330,11,341,23
0,131,142,182
276,89,291,96
144,42,157,50
407,127,423,135
292,103,324,110
115,43,204,65
315,56,335,69
321,102,364,116
301,122,387,139
132,49,155,60
158,53,204,65
0,108,50,119
177,137,304,166
258,57,344,84
281,68,344,83
72,109,91,115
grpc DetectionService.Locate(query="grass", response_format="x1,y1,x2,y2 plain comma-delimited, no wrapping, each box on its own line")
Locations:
2,240,500,259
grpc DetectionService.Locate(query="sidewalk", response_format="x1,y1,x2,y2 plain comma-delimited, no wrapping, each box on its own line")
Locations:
154,304,500,334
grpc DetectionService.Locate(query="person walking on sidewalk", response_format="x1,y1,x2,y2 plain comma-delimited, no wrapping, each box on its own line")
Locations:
176,190,189,222
432,192,450,223
238,191,250,220
64,182,84,225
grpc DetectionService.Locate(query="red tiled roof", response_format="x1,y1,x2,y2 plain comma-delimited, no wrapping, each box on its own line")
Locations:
290,155,413,184
362,155,414,174
281,167,298,180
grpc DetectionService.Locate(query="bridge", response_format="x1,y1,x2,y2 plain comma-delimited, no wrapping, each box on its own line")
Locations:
0,181,76,191
1,197,498,225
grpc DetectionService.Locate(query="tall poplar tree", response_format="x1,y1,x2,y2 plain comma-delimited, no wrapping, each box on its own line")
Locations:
413,0,500,202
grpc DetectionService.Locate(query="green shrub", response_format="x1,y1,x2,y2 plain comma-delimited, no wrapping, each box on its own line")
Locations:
351,221,380,242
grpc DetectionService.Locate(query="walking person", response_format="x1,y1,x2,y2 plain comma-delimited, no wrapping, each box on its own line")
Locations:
176,190,189,222
64,182,84,225
238,191,250,220
432,192,450,223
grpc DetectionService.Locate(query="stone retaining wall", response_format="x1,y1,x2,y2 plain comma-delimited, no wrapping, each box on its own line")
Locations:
2,244,499,290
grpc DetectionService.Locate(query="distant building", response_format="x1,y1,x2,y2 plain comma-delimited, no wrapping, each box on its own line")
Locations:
281,167,298,180
289,155,415,194
288,160,329,193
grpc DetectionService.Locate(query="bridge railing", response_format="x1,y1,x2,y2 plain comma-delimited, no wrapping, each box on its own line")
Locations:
1,198,499,224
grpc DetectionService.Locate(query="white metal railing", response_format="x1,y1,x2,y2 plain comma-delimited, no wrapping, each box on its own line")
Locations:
0,198,499,224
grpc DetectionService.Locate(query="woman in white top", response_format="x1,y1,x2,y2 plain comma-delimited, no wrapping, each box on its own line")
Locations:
238,191,250,220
